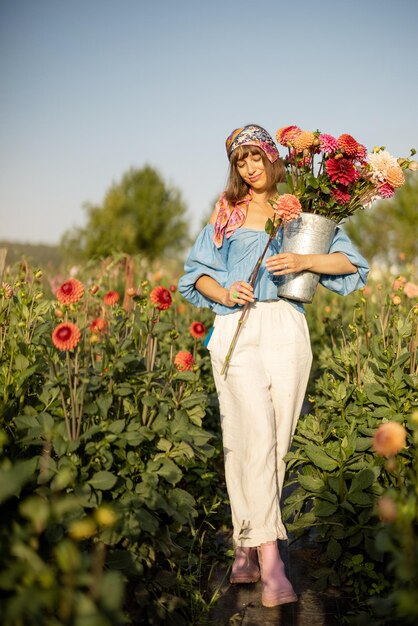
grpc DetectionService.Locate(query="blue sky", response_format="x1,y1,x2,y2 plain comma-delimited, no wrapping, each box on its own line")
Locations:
1,0,417,244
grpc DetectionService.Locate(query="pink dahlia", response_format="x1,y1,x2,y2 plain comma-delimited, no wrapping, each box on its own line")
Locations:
276,125,302,146
325,158,359,186
355,144,367,162
319,134,338,154
174,351,195,371
378,183,395,198
150,286,172,310
272,194,302,222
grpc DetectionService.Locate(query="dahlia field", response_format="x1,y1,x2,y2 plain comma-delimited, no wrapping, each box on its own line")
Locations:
0,254,417,625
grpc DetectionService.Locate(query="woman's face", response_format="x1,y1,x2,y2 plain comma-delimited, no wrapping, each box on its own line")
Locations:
236,151,268,192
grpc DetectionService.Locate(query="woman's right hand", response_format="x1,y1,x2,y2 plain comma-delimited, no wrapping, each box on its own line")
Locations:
223,281,255,307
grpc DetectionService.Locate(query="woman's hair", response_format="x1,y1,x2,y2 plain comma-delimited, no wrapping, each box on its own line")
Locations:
224,145,286,205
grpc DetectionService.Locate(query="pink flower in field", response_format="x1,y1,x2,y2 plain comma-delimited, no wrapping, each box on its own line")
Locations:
272,194,302,222
319,133,338,154
404,282,418,298
378,183,395,198
373,422,406,457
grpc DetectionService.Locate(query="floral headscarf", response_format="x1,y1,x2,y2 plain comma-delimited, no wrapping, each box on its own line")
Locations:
225,124,279,163
213,192,251,248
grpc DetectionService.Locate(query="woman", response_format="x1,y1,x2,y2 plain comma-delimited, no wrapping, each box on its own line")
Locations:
178,124,369,607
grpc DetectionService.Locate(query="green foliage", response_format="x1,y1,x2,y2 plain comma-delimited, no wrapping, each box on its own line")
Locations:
344,173,418,265
0,258,228,625
61,166,190,261
286,281,418,623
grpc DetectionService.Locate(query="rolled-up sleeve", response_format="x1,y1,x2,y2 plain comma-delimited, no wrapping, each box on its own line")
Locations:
319,226,369,295
178,224,228,309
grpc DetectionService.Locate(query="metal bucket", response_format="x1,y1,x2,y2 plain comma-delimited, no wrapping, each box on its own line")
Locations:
276,212,337,303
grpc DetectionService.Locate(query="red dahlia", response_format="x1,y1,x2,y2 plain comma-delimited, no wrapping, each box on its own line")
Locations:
150,286,172,310
325,158,359,186
103,291,120,306
190,321,206,338
56,278,84,305
52,322,81,351
174,351,195,371
90,317,106,332
331,187,351,205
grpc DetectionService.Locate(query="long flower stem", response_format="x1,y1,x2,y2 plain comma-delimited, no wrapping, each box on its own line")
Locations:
220,219,282,376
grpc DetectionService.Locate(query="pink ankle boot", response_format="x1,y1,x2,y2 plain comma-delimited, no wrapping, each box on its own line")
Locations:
257,542,298,607
230,546,260,584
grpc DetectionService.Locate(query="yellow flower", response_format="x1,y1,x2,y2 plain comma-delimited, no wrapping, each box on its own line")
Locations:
94,506,117,526
68,518,96,541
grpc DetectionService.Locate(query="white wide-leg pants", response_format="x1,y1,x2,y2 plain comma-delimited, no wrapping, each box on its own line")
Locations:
208,300,312,547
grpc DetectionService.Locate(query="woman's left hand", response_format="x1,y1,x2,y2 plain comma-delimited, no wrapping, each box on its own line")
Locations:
264,253,309,275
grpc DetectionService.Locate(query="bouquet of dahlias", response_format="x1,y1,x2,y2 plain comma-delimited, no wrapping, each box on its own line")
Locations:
276,125,417,222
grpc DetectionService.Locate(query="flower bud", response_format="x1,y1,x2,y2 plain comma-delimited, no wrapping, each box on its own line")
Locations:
126,287,136,297
392,295,401,305
377,495,397,523
54,308,64,318
408,160,418,171
89,285,99,295
90,334,100,344
373,422,406,457
169,284,177,292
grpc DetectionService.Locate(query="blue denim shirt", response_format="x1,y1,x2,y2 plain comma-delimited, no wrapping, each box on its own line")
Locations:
178,223,369,316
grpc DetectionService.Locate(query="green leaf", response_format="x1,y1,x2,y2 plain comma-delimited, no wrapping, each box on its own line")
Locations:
298,474,325,493
350,468,378,492
347,490,374,506
265,218,274,235
153,322,173,335
304,445,339,471
155,458,182,486
0,458,38,503
88,471,117,491
326,538,342,560
97,394,113,419
276,182,290,195
108,419,126,434
315,500,338,517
